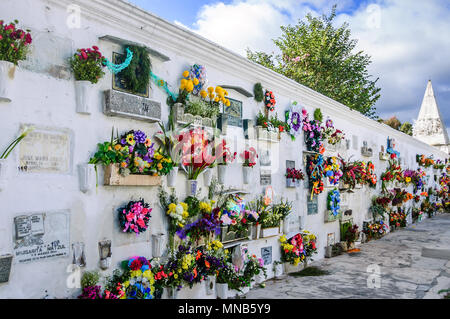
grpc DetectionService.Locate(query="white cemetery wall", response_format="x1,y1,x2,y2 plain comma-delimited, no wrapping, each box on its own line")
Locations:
0,0,448,298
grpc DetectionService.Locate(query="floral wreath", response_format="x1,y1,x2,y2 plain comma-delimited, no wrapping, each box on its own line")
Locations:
285,101,303,140
323,157,343,185
118,199,152,235
264,90,276,112
302,108,324,153
116,256,155,299
327,189,341,216
306,154,325,198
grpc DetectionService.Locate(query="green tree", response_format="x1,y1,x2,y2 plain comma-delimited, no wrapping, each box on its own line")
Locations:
247,5,381,119
383,116,402,130
399,121,413,136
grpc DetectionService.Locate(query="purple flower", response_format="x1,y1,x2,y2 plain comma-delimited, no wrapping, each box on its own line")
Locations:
134,130,147,144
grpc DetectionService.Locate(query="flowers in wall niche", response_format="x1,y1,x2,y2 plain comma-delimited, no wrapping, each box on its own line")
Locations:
306,154,325,198
264,90,276,112
0,19,32,65
389,209,407,228
302,108,324,153
89,128,172,177
433,159,445,170
323,157,343,185
118,199,152,235
69,46,106,84
240,147,258,167
363,221,388,241
286,168,305,182
416,154,435,168
279,232,317,266
327,189,341,217
323,118,345,146
285,101,303,140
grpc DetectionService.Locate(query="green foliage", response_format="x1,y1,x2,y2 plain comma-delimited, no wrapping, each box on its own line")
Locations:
253,83,264,102
0,20,32,65
81,271,100,289
247,5,380,119
399,121,413,136
313,108,323,123
88,141,124,166
185,98,220,119
117,45,151,93
185,196,200,218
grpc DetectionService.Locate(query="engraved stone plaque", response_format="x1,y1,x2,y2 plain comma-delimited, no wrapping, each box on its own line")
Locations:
261,246,272,265
13,211,70,264
0,254,13,283
103,89,161,122
19,126,72,174
307,196,318,215
260,169,272,186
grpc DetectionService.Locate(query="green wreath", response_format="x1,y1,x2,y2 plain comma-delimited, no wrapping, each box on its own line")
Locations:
118,45,151,94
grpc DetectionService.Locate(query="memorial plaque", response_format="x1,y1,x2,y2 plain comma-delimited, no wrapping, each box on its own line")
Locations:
224,98,243,127
104,90,161,122
19,126,72,174
260,169,272,186
307,196,318,215
286,160,295,169
261,246,272,265
13,211,70,264
0,254,13,283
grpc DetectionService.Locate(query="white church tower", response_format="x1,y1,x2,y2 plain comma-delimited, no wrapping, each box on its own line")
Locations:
413,80,449,154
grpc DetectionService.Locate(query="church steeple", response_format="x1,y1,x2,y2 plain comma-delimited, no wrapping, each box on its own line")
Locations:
413,80,449,154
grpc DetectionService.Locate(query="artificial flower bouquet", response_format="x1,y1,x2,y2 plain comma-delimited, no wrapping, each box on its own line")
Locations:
279,234,306,266
323,157,343,186
322,119,345,146
285,167,305,182
89,129,161,176
0,19,32,65
264,90,276,112
344,224,359,246
363,221,388,241
118,199,152,236
306,154,325,197
302,108,324,153
69,45,107,84
389,209,407,228
240,147,258,167
433,159,445,170
416,154,435,168
327,189,341,217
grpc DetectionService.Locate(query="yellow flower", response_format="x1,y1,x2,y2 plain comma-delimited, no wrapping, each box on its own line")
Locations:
225,99,231,107
186,80,194,92
200,90,207,98
214,96,220,103
174,274,178,279
215,86,223,94
207,86,214,93
126,134,135,146
180,202,188,211
114,144,122,151
182,211,188,218
193,78,199,86
182,70,190,78
280,235,287,243
154,153,163,160
157,163,163,170
123,281,130,288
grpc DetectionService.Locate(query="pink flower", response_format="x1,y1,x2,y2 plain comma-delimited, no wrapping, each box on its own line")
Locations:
0,35,3,41
81,51,88,59
25,33,32,44
5,24,15,32
92,45,99,51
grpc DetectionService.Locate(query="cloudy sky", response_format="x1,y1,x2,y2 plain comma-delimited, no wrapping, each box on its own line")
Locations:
127,0,450,134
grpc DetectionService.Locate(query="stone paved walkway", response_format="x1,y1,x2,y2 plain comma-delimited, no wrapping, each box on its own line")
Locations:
245,214,450,299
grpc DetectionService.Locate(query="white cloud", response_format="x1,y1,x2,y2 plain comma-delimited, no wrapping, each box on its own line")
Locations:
186,0,450,128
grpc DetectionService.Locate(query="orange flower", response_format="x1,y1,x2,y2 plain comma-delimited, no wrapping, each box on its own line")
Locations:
205,260,210,268
196,250,202,261
193,268,197,278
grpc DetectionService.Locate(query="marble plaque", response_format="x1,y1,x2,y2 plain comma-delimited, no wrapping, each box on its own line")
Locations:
307,196,318,215
260,169,272,186
19,126,72,174
103,89,161,122
261,246,272,265
286,160,295,169
0,254,13,283
13,211,70,264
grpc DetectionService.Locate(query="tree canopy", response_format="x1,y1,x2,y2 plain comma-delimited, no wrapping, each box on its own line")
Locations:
247,5,381,119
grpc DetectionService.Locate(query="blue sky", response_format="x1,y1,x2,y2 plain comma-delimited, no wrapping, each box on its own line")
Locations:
127,0,450,135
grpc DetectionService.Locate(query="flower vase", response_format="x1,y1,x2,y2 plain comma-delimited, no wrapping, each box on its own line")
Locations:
0,61,15,102
187,179,198,196
274,263,283,278
255,273,265,284
218,165,227,184
203,168,212,185
165,287,178,299
243,166,252,184
206,276,216,296
216,283,228,299
286,178,297,188
75,80,95,114
252,223,261,240
77,164,95,193
282,217,289,234
167,166,178,188
0,158,9,191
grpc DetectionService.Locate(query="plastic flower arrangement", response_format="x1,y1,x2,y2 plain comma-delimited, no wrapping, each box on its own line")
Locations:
220,195,245,227
365,161,377,188
69,46,107,84
164,244,204,289
118,256,155,299
389,209,407,228
118,199,152,236
285,101,303,140
89,129,157,177
178,128,217,180
306,154,325,198
302,108,324,153
327,189,341,217
167,202,189,232
285,167,305,182
390,188,413,206
344,224,359,246
176,203,222,243
322,118,345,146
240,147,258,167
323,157,343,185
363,221,388,240
339,157,368,190
167,69,198,106
217,139,237,166
195,241,228,277
416,154,435,168
433,159,445,170
280,234,306,266
152,150,174,176
264,90,276,112
0,19,32,65
242,254,267,285
380,159,404,191
200,85,231,109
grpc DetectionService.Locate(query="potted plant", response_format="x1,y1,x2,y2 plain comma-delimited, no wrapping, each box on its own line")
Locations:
0,20,32,102
343,224,359,250
255,111,279,142
0,126,33,191
240,147,258,184
216,139,236,185
69,46,106,114
285,167,304,188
